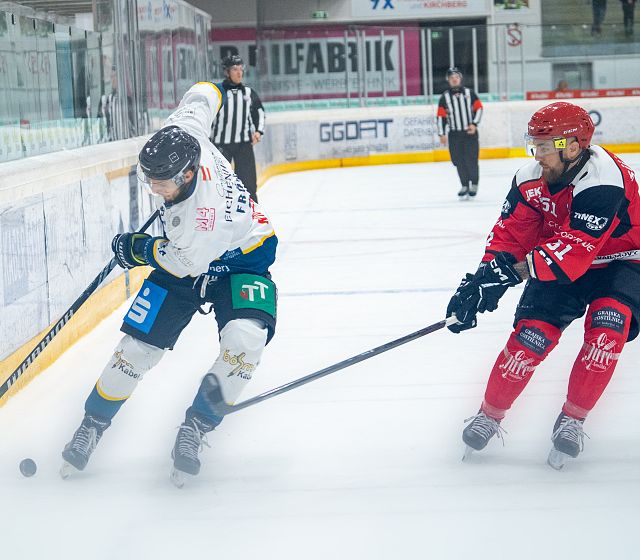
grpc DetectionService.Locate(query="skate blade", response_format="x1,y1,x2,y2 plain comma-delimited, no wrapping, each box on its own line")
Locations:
170,467,189,489
462,446,475,462
547,448,571,471
60,461,77,480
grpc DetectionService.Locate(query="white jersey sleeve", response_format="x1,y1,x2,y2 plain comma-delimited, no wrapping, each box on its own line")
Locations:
163,82,225,145
143,81,275,279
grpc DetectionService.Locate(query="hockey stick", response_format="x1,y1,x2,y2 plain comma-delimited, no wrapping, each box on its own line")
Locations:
0,210,160,399
206,316,458,417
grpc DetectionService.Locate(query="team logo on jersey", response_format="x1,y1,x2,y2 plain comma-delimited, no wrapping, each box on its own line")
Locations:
172,216,181,227
195,207,216,231
572,212,608,231
581,332,619,372
501,199,511,215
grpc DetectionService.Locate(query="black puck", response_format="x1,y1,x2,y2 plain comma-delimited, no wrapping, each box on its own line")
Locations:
19,458,37,477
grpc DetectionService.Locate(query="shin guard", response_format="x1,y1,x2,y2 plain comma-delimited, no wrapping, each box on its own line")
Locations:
191,319,267,424
85,335,165,420
483,320,561,417
564,297,631,418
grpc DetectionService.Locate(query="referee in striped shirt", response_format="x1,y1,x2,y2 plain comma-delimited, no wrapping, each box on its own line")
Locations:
211,55,265,202
437,67,483,199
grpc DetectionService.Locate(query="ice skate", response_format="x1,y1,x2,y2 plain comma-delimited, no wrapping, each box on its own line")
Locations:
462,411,505,460
170,410,215,487
547,412,587,471
60,414,111,478
457,184,469,200
468,183,478,198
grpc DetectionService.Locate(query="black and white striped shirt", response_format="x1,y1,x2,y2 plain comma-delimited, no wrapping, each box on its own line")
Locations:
211,79,265,144
436,87,483,136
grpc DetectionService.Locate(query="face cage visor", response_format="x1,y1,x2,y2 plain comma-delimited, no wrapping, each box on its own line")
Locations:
136,162,190,196
524,134,570,157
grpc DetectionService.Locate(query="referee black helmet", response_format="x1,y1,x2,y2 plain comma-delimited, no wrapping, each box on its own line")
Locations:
446,67,463,80
222,54,244,70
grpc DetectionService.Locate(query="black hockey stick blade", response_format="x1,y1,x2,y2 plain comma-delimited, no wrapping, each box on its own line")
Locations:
207,316,457,417
0,210,160,399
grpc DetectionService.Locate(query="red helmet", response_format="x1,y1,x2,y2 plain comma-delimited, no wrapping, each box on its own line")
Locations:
527,102,594,149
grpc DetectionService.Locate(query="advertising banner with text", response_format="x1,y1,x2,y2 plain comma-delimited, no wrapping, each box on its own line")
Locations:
211,26,422,101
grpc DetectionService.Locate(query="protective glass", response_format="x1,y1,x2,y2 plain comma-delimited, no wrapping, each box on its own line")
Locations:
524,134,569,157
136,162,154,186
136,162,188,190
137,164,189,200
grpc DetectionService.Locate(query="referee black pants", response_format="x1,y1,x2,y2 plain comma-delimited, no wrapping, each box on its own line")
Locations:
216,142,259,203
448,131,479,187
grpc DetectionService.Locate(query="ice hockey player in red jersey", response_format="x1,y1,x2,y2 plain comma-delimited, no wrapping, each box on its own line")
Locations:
446,101,640,469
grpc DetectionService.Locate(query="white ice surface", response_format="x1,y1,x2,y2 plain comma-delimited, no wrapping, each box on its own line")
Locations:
2,156,640,560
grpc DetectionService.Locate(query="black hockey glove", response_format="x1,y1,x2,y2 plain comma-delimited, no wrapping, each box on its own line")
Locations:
446,273,479,333
446,253,522,333
111,232,152,269
474,252,523,313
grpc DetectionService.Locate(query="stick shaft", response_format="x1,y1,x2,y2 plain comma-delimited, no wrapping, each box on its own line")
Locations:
217,318,449,415
0,210,159,399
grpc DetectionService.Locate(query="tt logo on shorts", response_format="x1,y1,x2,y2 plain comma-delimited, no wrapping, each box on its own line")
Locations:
240,281,269,301
127,288,152,324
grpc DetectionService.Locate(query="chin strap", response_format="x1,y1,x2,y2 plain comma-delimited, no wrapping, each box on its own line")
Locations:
559,147,586,174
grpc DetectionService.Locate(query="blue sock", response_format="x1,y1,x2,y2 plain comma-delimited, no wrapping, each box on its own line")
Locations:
84,384,127,421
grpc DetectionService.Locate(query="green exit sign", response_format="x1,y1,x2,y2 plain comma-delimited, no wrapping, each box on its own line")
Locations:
312,10,328,19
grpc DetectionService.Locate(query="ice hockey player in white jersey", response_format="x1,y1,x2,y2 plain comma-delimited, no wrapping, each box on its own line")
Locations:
61,82,278,486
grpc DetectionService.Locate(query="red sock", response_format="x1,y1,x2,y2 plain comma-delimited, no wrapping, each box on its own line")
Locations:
564,297,631,418
483,320,561,418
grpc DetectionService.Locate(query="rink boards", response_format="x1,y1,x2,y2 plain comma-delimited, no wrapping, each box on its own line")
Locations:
1,96,639,404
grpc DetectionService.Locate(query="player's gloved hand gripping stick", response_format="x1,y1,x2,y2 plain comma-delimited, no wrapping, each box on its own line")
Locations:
446,252,523,333
0,211,160,400
202,316,459,417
